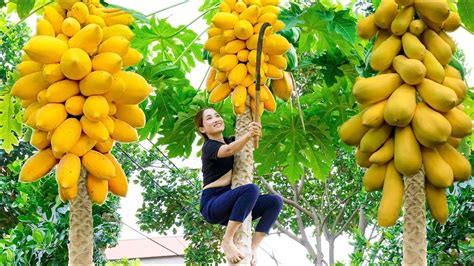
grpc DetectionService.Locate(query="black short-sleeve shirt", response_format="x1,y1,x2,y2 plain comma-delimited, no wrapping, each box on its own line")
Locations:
201,136,235,187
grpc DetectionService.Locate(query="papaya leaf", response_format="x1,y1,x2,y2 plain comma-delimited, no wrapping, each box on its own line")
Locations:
458,0,474,34
0,93,22,153
16,0,35,19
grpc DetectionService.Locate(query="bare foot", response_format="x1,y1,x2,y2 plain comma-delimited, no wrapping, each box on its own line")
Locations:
251,248,258,266
222,239,245,263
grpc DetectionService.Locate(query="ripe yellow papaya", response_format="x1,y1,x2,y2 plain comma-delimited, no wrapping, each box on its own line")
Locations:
105,153,128,197
377,161,403,227
391,6,414,36
225,39,246,54
19,148,57,182
30,130,50,150
61,17,81,37
24,35,68,64
369,137,394,165
82,150,116,179
422,50,445,83
442,77,466,104
69,24,103,53
103,24,134,41
103,76,126,102
42,63,65,83
409,19,426,36
209,82,232,103
65,95,85,116
83,95,109,122
36,19,56,36
363,163,387,192
356,148,372,168
70,2,89,23
373,30,391,49
79,71,113,96
212,12,240,30
401,32,426,61
218,55,239,72
421,29,452,65
46,80,79,103
444,107,472,138
60,48,92,81
16,61,43,77
357,14,378,40
43,6,64,35
421,147,453,188
104,13,134,26
442,12,461,32
384,84,416,127
223,29,236,42
416,78,457,112
51,118,82,154
362,100,386,128
425,182,448,224
111,118,138,143
392,55,426,85
339,113,369,146
113,71,153,105
360,123,392,153
215,71,227,83
98,36,130,56
394,125,422,176
414,0,449,23
100,115,115,135
23,102,42,123
69,134,97,157
36,90,48,105
228,63,248,86
86,15,106,27
263,34,291,55
261,0,279,5
122,48,143,67
444,65,462,79
268,54,287,69
231,85,247,108
234,1,247,13
352,74,402,105
239,5,260,24
92,52,122,74
261,5,279,15
437,143,471,182
411,102,451,147
437,31,456,54
80,116,109,142
374,0,398,29
370,35,402,71
271,71,293,101
234,20,254,40
86,173,109,204
447,137,461,148
114,104,145,128
247,83,270,101
56,153,81,188
35,103,68,131
11,72,50,100
95,138,114,153
208,27,222,38
263,91,276,113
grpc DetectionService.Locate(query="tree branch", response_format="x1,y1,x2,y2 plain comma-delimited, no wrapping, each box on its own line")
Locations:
321,190,358,228
274,221,302,245
335,206,362,238
331,193,352,233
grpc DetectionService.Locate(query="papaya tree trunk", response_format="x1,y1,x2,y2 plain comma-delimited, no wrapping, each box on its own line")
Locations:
68,166,93,265
402,168,426,265
230,103,255,265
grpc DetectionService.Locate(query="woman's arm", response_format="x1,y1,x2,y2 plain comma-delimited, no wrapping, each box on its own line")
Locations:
216,122,261,158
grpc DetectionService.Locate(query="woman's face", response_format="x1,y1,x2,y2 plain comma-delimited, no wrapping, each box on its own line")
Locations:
199,108,225,136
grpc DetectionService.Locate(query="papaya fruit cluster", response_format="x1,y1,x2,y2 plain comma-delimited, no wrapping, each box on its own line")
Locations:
340,0,472,226
204,0,294,116
12,0,151,205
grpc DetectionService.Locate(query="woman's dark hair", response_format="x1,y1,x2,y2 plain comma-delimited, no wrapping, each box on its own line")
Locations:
194,107,214,139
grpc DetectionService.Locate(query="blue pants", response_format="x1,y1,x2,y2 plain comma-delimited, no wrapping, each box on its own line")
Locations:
200,184,283,235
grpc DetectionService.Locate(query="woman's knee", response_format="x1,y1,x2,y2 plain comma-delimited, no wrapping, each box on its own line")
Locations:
270,194,283,210
241,183,260,196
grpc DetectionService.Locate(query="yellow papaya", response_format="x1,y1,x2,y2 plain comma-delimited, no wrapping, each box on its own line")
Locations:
36,90,48,105
86,15,106,27
444,107,472,138
384,84,416,127
82,150,116,179
234,20,254,40
69,24,103,53
339,112,369,146
30,130,50,150
263,34,291,55
36,19,56,36
94,138,114,153
421,29,452,65
56,153,81,188
100,115,115,135
422,147,453,188
352,74,402,105
43,6,64,35
447,137,461,148
46,80,79,103
363,163,387,192
370,35,402,71
19,148,57,182
113,71,152,105
442,12,461,32
247,83,269,101
104,13,134,26
122,48,143,67
114,104,145,128
103,76,126,102
265,64,283,79
60,48,92,81
212,12,240,30
218,54,239,72
61,17,81,37
70,2,89,24
356,148,372,168
392,55,426,85
86,173,109,204
24,35,68,64
416,78,457,112
16,61,43,77
209,82,232,103
35,103,68,131
401,32,426,61
374,0,398,29
373,30,391,49
423,50,445,83
79,71,113,96
267,55,287,69
362,100,386,128
111,118,138,143
411,102,451,147
80,116,109,142
360,123,392,153
425,182,448,224
394,125,422,176
225,39,246,54
369,137,394,165
409,19,426,36
438,31,456,53
271,71,293,101
105,153,128,197
228,63,248,86
11,72,50,100
98,36,130,56
234,1,247,13
414,0,449,23
92,52,122,74
103,24,134,41
51,118,82,154
263,91,276,113
261,5,279,15
239,5,260,24
442,77,466,104
69,134,97,157
357,14,378,39
42,63,65,84
444,65,462,79
391,6,414,36
377,161,403,227
65,95,85,116
437,143,471,182
82,95,109,122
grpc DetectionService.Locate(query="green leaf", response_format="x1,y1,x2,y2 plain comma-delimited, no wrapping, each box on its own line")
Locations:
0,93,22,153
328,9,356,44
105,4,147,22
458,0,474,34
16,0,35,19
32,229,43,244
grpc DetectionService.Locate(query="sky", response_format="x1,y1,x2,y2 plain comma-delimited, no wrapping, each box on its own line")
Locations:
18,0,474,265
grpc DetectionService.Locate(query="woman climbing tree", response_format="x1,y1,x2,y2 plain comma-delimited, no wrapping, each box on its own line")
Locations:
195,107,283,265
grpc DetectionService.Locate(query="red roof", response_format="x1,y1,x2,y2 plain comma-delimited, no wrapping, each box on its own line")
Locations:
105,236,190,260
